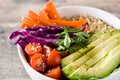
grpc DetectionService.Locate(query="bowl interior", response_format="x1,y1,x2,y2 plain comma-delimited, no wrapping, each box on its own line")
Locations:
17,6,120,80
58,6,120,29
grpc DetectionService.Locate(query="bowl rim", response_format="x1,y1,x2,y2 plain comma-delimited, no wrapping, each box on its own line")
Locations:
17,5,120,80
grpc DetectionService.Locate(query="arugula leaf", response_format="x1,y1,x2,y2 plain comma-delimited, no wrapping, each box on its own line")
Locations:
55,26,90,51
75,32,90,38
64,34,71,48
66,28,81,33
74,32,90,48
55,27,81,37
62,27,72,48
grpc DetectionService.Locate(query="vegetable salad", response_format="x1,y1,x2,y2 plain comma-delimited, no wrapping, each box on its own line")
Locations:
9,0,89,79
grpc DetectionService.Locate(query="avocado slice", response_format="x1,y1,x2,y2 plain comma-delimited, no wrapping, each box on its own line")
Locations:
63,32,120,78
84,39,120,68
87,44,120,78
61,29,120,68
61,46,94,68
68,38,120,79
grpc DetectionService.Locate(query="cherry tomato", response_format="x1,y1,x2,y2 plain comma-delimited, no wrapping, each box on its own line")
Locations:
30,53,47,72
44,66,61,79
47,49,61,67
43,45,52,57
25,43,42,56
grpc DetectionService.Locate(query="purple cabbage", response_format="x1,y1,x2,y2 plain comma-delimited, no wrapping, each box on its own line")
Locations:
81,23,88,31
9,26,63,49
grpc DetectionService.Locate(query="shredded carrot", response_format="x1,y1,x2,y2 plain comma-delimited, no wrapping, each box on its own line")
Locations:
39,9,49,20
22,17,36,25
44,0,61,20
20,23,27,29
28,10,40,21
20,0,87,30
28,10,54,26
21,17,43,28
49,19,87,29
84,27,89,32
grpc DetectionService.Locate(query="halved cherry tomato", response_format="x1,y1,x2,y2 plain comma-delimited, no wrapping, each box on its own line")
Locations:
47,49,61,67
44,66,61,79
25,43,42,56
30,53,47,72
43,45,52,57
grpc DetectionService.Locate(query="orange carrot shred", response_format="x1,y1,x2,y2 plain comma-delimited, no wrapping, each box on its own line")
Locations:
39,9,49,20
20,0,87,29
84,27,89,32
20,23,27,29
44,0,61,20
22,17,35,25
28,10,40,21
21,17,43,28
49,19,87,29
28,10,54,26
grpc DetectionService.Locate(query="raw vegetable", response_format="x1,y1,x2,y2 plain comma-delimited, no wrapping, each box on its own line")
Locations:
39,9,49,20
28,10,54,26
55,26,90,51
44,0,61,20
43,45,52,57
25,43,42,56
20,0,87,30
9,26,63,48
22,17,42,27
44,66,61,79
49,19,87,29
68,38,120,79
47,49,61,67
86,45,120,78
30,53,47,72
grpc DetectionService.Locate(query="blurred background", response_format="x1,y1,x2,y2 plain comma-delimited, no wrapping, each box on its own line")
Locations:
0,0,120,80
1,0,120,23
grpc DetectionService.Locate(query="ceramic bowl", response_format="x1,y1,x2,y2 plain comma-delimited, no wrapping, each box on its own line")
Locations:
17,6,120,80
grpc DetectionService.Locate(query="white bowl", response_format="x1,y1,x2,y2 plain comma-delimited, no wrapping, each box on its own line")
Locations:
17,6,120,80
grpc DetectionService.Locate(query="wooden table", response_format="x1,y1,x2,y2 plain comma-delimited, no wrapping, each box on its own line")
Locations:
0,0,120,80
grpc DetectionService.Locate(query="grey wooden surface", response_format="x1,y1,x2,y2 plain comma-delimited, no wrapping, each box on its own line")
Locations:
0,0,120,80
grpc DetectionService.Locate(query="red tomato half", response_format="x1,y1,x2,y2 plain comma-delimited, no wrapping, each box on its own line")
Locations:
47,49,61,67
30,53,47,72
25,43,42,56
43,45,52,57
44,66,61,79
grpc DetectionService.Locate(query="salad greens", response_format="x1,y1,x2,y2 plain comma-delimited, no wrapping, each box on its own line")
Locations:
55,26,90,51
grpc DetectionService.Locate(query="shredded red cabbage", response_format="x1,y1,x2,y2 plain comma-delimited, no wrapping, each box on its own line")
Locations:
81,23,88,31
9,26,63,48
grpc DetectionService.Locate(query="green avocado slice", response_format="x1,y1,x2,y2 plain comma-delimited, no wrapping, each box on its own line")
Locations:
62,33,120,77
68,38,120,79
87,44,120,78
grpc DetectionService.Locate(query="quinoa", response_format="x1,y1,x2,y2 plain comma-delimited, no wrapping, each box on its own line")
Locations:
64,15,114,35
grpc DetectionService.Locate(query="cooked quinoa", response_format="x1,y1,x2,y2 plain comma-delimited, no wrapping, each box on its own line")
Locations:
64,15,114,34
